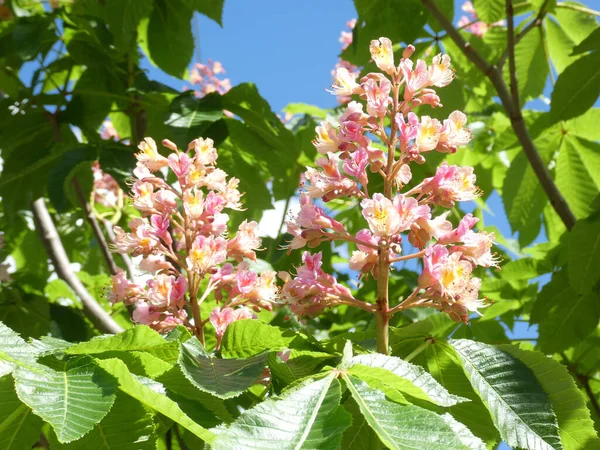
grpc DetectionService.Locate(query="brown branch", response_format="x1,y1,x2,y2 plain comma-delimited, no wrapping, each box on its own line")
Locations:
580,375,600,419
31,198,123,334
421,0,577,231
73,178,120,276
506,0,521,109
497,0,549,69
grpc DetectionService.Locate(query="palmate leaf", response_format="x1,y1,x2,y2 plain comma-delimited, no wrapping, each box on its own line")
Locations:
179,337,268,399
569,216,600,293
65,325,172,355
501,345,600,450
341,374,483,450
14,358,117,443
95,358,215,444
348,353,468,407
423,341,500,445
220,319,296,358
0,321,39,377
451,339,563,450
47,392,156,450
0,375,42,450
212,374,351,450
340,397,383,450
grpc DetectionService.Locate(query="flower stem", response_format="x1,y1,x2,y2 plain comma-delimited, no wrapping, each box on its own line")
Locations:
190,294,205,346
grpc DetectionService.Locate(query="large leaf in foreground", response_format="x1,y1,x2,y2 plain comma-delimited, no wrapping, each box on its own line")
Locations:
0,321,38,377
451,339,563,450
212,374,350,450
341,374,482,450
14,359,117,443
501,345,600,450
179,337,268,399
424,341,500,445
48,392,156,449
96,358,215,444
65,325,170,355
0,376,42,450
220,320,295,358
349,353,467,407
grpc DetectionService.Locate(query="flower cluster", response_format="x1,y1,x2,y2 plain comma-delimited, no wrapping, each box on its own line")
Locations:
457,1,505,38
189,60,232,97
280,37,498,324
109,137,277,344
331,19,361,105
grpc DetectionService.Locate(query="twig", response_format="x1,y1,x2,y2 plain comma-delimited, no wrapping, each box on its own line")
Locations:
497,0,549,69
421,0,577,231
390,250,426,263
31,198,123,334
73,178,120,276
506,0,522,109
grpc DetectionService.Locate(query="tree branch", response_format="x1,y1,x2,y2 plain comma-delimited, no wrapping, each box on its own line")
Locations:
498,0,549,69
506,0,522,109
73,178,120,276
31,198,123,334
421,0,577,231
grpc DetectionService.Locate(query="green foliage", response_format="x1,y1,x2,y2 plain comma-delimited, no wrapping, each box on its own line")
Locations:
179,337,268,399
341,374,482,450
1,0,599,447
213,374,351,450
14,359,117,443
451,339,563,450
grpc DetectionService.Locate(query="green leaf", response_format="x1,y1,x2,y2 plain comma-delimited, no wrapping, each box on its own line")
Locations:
282,103,328,119
14,359,117,443
156,365,234,423
500,258,550,281
538,287,600,354
569,216,600,292
451,339,563,450
0,375,43,450
348,353,467,407
47,391,156,449
0,321,38,377
424,341,500,445
344,0,427,65
503,152,547,239
341,397,383,450
556,135,600,218
145,0,193,78
342,374,480,450
212,374,351,450
571,27,600,55
546,18,585,74
221,83,299,168
165,92,224,148
181,0,225,25
95,358,215,444
550,51,600,123
220,320,297,358
501,345,600,450
179,337,268,399
104,0,153,52
514,28,549,103
65,325,170,355
473,0,504,23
